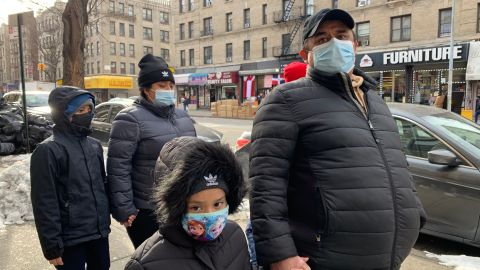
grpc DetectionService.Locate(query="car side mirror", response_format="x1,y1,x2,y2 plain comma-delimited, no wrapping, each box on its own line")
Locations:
428,149,461,167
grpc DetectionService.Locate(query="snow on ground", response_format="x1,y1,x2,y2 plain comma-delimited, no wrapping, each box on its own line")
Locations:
0,154,33,229
425,251,480,270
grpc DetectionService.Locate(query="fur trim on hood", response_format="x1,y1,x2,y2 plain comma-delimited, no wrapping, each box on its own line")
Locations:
153,137,247,228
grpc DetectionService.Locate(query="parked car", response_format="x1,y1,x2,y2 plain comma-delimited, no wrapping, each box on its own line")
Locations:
90,98,223,144
235,103,480,247
2,91,51,117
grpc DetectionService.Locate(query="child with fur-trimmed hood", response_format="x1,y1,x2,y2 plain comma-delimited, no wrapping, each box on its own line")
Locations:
125,137,251,270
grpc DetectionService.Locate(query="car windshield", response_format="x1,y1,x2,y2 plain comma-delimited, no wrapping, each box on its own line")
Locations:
26,94,49,107
423,113,480,158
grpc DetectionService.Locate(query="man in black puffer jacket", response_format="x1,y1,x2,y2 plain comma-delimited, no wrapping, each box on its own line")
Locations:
31,87,110,269
249,9,426,270
108,54,196,248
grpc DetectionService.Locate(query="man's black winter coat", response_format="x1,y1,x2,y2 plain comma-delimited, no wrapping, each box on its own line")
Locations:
249,67,426,270
125,221,251,270
107,97,195,222
30,88,110,260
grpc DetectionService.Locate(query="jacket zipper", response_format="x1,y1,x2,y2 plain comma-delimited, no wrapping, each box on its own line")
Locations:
79,139,101,235
339,73,398,270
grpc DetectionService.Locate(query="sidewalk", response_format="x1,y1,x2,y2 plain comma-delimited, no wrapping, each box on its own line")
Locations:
184,108,213,118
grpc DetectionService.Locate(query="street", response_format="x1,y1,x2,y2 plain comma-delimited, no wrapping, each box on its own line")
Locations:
0,115,478,269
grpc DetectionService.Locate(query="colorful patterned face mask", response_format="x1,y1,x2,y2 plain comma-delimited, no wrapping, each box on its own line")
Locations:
181,206,229,241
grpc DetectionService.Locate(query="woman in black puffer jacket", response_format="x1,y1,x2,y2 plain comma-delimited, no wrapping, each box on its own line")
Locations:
107,54,196,248
125,137,251,270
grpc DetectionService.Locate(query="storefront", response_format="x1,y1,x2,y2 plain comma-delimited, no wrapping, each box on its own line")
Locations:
188,74,208,109
174,73,190,107
207,71,240,104
466,41,480,121
84,75,134,103
356,43,470,112
239,61,281,103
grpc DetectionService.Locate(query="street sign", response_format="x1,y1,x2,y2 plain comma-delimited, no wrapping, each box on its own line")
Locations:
8,26,18,40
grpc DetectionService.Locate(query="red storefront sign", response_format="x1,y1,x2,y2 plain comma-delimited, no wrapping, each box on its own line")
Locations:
207,71,239,85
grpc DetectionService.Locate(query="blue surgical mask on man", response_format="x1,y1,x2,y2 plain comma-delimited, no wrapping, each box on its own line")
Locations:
154,89,175,106
312,38,355,74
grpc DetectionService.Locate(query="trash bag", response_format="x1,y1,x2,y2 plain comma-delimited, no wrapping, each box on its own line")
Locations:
0,142,15,155
0,134,16,142
2,121,23,135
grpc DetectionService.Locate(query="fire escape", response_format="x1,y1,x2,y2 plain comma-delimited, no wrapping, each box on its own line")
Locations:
273,0,311,58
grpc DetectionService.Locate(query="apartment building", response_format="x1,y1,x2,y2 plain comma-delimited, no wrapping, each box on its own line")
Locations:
324,0,480,113
84,0,171,102
0,11,39,91
172,0,313,109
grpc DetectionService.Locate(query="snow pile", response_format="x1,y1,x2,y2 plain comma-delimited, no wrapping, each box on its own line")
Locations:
0,154,33,228
425,251,480,270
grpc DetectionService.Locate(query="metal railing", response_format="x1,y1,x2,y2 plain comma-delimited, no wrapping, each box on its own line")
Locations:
272,43,303,57
200,29,214,37
273,7,306,23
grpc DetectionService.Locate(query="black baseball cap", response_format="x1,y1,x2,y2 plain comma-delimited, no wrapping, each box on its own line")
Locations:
303,9,355,43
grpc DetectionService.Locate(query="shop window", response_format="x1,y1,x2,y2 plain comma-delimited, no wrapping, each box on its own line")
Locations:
188,22,194,38
143,8,152,21
189,49,195,66
180,50,186,66
180,23,185,40
226,13,232,32
356,22,370,46
438,8,452,37
391,15,411,42
226,43,232,62
244,40,250,60
204,46,212,64
244,9,250,28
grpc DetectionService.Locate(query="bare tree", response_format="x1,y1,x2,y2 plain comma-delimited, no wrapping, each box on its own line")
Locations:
35,8,63,83
62,0,102,87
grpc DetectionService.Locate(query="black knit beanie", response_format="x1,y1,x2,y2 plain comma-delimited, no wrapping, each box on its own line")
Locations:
138,54,175,87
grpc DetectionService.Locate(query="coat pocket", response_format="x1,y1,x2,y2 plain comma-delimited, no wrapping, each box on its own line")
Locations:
314,187,332,236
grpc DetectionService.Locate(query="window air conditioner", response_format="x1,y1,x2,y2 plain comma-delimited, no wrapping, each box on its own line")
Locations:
362,39,369,46
244,23,250,28
206,59,212,64
226,56,232,62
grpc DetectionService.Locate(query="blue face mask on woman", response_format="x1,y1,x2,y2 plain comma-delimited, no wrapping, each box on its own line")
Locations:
181,206,229,241
154,89,175,106
312,38,355,74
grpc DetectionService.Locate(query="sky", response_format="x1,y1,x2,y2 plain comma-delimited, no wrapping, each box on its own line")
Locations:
0,0,59,25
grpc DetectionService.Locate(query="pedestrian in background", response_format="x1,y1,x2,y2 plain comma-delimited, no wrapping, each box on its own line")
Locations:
475,96,480,123
249,8,425,270
30,87,110,269
107,54,196,249
183,96,190,111
125,137,250,269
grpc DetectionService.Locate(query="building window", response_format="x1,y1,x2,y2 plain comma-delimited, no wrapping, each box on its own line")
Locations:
180,0,185,13
282,33,291,54
180,50,186,66
188,0,195,11
110,42,116,55
109,0,115,13
143,8,152,21
357,0,371,7
129,24,134,38
160,31,169,42
128,5,134,16
110,61,116,73
144,46,153,55
129,44,135,57
478,3,480,33
86,63,90,75
244,9,250,28
439,8,452,37
180,23,185,40
119,43,125,56
204,0,212,7
202,17,213,36
109,21,115,35
305,0,314,16
160,11,169,24
96,41,100,55
189,49,194,66
97,61,100,73
161,48,170,61
356,21,370,46
332,0,338,8
226,43,232,62
118,2,124,14
244,40,250,60
262,37,267,58
226,13,232,32
119,23,125,36
130,63,135,74
262,4,267,25
120,62,126,74
188,21,194,38
391,15,411,42
143,27,153,40
204,46,212,64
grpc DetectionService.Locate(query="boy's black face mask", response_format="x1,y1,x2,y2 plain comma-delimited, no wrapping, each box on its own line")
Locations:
70,113,93,136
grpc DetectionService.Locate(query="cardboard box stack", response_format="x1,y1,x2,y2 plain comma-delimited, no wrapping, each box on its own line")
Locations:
210,99,257,119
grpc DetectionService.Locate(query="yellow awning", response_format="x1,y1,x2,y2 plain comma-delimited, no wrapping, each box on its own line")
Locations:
84,75,134,89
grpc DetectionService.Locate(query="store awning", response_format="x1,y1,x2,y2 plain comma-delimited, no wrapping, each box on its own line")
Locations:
466,41,480,80
84,75,134,89
239,68,280,76
174,74,190,85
